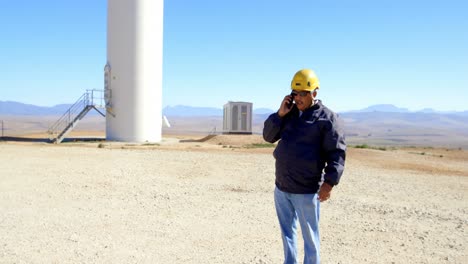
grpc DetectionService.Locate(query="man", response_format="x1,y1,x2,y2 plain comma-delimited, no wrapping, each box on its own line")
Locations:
263,69,346,264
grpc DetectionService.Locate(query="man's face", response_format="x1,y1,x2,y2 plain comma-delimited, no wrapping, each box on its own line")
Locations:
291,90,313,111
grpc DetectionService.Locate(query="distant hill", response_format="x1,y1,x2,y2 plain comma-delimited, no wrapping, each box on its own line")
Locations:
417,108,436,113
162,105,276,116
253,108,276,115
0,101,275,117
3,101,467,117
340,111,468,133
163,105,223,116
2,101,468,148
0,101,73,116
339,111,468,148
354,104,410,113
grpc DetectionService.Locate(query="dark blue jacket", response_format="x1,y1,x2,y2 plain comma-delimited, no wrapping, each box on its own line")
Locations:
263,100,346,194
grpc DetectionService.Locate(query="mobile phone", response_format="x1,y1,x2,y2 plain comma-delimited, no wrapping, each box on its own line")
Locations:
287,92,295,108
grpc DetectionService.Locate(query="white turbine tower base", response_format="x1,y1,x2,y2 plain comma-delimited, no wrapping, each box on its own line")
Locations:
105,0,164,142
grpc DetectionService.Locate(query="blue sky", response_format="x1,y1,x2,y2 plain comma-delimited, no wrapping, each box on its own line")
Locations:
1,0,467,112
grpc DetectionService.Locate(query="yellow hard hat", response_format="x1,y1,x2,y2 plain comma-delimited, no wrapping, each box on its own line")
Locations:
291,69,320,91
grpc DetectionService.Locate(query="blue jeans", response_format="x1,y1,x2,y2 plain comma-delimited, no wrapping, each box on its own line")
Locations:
274,187,320,264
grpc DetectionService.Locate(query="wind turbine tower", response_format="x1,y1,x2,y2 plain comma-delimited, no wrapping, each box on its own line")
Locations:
105,0,164,142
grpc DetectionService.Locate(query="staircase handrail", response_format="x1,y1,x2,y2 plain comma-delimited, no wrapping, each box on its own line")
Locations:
87,89,105,109
47,89,104,138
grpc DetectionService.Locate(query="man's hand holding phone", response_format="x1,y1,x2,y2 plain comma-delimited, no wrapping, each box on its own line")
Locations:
278,92,294,117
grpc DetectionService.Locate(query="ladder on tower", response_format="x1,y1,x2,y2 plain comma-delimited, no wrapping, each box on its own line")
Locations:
48,89,105,143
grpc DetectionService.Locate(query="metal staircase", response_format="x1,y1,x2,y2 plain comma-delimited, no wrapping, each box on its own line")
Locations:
48,89,105,143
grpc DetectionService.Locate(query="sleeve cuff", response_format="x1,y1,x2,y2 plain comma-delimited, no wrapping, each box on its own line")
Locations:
324,179,337,187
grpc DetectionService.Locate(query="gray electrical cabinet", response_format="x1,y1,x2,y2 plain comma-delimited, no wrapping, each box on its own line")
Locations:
223,101,253,134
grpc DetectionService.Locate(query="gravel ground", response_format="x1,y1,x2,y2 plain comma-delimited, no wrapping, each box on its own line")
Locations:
0,140,466,263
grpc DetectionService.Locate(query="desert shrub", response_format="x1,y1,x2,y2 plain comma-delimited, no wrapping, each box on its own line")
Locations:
354,144,370,149
143,143,160,146
244,143,275,149
354,144,387,151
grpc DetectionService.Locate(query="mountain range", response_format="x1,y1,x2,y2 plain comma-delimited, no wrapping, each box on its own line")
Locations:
2,100,466,116
1,100,468,148
0,101,77,116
